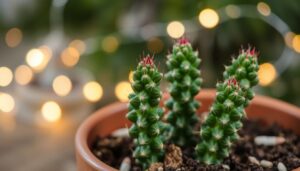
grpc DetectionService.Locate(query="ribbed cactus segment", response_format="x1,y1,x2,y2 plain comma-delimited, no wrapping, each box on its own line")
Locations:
195,78,247,165
165,38,202,146
127,55,165,169
223,48,259,107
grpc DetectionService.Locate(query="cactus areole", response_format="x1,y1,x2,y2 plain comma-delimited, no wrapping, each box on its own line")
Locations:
165,38,202,146
127,55,165,169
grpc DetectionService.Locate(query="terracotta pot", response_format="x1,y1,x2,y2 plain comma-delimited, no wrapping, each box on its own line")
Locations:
75,89,300,171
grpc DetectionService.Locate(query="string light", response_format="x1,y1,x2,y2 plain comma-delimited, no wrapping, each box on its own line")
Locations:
258,63,277,86
292,35,300,53
26,48,50,72
0,67,13,87
198,8,219,29
52,75,72,96
41,101,62,122
284,32,295,48
5,28,23,48
101,36,119,53
225,5,241,19
0,93,15,113
15,65,33,85
166,21,185,38
257,2,271,16
69,39,86,54
115,81,133,102
61,47,80,67
147,37,164,53
83,81,103,102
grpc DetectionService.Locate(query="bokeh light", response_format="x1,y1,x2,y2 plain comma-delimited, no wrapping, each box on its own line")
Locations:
26,49,46,70
257,2,271,16
5,28,23,48
101,36,119,53
129,71,134,83
61,47,80,67
147,37,164,53
41,101,62,122
198,8,219,29
83,81,103,102
292,35,300,53
0,67,13,87
115,81,133,102
52,75,72,96
69,39,86,54
0,93,15,113
258,63,277,86
225,5,241,19
166,21,185,38
284,32,295,48
15,65,33,85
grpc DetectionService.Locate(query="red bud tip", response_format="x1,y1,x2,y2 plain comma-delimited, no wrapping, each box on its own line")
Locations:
178,37,190,45
228,78,238,86
141,55,154,67
246,47,257,57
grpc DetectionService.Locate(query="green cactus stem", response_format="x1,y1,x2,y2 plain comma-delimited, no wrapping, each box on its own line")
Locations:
223,48,259,107
165,38,202,146
195,78,247,165
127,55,165,169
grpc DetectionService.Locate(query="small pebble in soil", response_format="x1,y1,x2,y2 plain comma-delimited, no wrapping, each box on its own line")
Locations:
119,157,131,171
248,156,260,165
254,136,285,146
112,128,129,138
277,162,287,171
260,160,273,168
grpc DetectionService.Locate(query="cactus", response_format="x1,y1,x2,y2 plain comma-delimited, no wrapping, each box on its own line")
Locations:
195,78,247,164
127,55,165,169
165,38,202,146
223,48,259,107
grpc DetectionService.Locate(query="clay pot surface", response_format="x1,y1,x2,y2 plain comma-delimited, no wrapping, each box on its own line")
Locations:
75,89,300,171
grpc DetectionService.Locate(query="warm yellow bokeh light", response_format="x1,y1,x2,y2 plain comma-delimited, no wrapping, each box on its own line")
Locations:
0,93,15,113
61,47,80,67
284,32,295,48
257,2,271,16
0,67,13,87
15,65,33,85
292,35,300,53
258,63,277,86
129,71,134,83
69,39,86,54
5,28,23,48
115,81,133,102
101,36,119,53
39,45,52,59
41,101,62,122
198,8,220,29
26,48,48,71
52,75,72,96
166,21,185,39
225,5,241,19
83,81,103,102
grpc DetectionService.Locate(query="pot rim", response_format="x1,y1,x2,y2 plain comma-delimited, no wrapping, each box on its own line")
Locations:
75,89,300,170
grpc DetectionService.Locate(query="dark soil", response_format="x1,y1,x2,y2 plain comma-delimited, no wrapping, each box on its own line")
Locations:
91,120,300,171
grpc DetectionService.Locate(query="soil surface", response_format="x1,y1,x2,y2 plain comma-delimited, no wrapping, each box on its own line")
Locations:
92,120,300,171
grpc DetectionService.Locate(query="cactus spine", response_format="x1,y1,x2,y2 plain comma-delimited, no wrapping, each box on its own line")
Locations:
165,38,202,146
127,55,165,169
223,48,259,107
195,78,246,164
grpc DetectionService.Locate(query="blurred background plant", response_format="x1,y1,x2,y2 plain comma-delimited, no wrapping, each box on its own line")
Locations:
0,0,299,169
